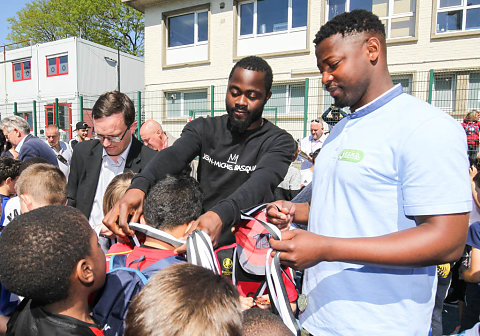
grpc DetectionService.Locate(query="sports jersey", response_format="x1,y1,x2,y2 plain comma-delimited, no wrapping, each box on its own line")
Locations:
106,244,183,272
7,299,104,336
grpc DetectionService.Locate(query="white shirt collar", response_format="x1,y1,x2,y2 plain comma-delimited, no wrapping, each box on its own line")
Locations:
15,134,29,153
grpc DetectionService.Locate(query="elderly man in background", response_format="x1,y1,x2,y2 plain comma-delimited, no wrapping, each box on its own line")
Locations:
139,120,175,151
298,119,328,185
0,116,58,166
45,124,72,178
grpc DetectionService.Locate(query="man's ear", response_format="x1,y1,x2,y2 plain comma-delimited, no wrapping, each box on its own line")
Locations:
366,36,381,63
265,91,272,103
129,121,138,134
75,258,94,286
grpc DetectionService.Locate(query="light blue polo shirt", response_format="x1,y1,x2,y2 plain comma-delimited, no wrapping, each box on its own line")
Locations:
301,85,471,335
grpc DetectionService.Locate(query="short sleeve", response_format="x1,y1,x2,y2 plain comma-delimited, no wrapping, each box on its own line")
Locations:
399,116,471,216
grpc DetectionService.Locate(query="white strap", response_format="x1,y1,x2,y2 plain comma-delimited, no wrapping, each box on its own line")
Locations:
266,248,300,335
128,222,186,247
186,229,220,274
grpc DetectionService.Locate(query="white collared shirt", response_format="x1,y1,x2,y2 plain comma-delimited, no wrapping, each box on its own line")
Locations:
14,134,28,153
46,141,72,178
88,138,132,232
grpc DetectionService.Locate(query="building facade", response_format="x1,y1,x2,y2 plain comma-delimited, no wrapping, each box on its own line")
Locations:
0,37,144,140
123,0,480,139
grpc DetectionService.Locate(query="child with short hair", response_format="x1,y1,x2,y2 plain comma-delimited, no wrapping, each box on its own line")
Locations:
0,157,21,227
2,157,51,226
242,308,293,336
92,175,203,335
0,205,106,335
124,263,242,336
15,163,66,213
106,174,202,270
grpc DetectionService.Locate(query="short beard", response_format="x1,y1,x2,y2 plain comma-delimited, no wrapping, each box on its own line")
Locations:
227,109,261,134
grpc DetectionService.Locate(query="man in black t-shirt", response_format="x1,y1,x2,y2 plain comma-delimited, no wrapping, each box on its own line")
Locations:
103,56,295,247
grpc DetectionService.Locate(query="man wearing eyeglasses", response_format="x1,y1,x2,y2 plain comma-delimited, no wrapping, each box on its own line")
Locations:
67,91,157,244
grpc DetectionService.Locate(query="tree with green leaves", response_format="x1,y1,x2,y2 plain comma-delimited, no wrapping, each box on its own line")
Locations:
7,0,144,56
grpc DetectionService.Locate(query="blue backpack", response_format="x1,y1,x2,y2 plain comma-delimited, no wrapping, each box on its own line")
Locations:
92,253,185,336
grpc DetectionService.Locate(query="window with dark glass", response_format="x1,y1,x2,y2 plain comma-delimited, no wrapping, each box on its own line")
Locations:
436,0,480,33
326,0,416,39
239,0,307,36
168,10,208,47
47,56,68,77
12,60,31,81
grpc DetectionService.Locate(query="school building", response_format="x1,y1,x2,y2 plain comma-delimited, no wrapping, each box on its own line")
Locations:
122,0,480,140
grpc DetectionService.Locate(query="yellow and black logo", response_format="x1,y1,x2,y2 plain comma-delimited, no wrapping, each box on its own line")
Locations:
223,258,233,270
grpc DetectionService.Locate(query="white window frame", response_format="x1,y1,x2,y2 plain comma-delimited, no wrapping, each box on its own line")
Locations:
392,75,413,94
468,72,480,110
165,90,208,119
432,74,457,113
238,0,307,39
266,83,305,116
167,10,208,49
435,0,480,34
325,0,416,40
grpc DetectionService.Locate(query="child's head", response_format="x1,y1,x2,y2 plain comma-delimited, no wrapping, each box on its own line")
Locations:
125,263,242,336
15,163,67,212
143,175,202,231
242,308,293,336
103,171,135,214
466,110,480,122
0,205,105,305
0,156,21,195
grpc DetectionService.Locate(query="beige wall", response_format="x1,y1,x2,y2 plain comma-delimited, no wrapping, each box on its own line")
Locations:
138,0,480,134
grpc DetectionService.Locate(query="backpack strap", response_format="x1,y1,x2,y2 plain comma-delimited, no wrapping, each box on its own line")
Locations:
187,229,220,274
109,254,128,272
140,255,186,279
129,223,185,247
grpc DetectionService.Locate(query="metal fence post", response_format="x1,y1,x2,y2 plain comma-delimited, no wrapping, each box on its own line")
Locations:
79,95,84,122
137,91,141,137
13,102,17,116
303,78,309,138
55,98,59,127
32,100,37,136
428,69,434,104
210,85,215,117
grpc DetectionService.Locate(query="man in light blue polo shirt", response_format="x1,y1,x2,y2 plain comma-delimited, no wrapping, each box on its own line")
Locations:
267,10,471,335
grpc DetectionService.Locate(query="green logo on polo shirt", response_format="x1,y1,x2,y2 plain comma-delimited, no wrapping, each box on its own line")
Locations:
338,149,364,163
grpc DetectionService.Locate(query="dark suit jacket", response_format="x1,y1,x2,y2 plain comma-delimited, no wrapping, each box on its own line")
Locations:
18,134,59,166
67,136,157,218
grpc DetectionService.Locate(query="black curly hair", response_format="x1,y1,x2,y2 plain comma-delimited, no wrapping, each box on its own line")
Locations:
229,56,273,93
0,205,93,305
143,175,203,231
313,9,385,46
0,156,21,184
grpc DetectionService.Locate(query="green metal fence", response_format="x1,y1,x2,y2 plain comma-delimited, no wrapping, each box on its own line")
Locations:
1,69,479,142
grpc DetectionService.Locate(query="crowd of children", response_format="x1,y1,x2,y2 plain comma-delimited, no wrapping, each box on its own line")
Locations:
0,157,298,336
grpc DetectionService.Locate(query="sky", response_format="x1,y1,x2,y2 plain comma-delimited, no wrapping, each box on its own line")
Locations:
0,0,32,47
